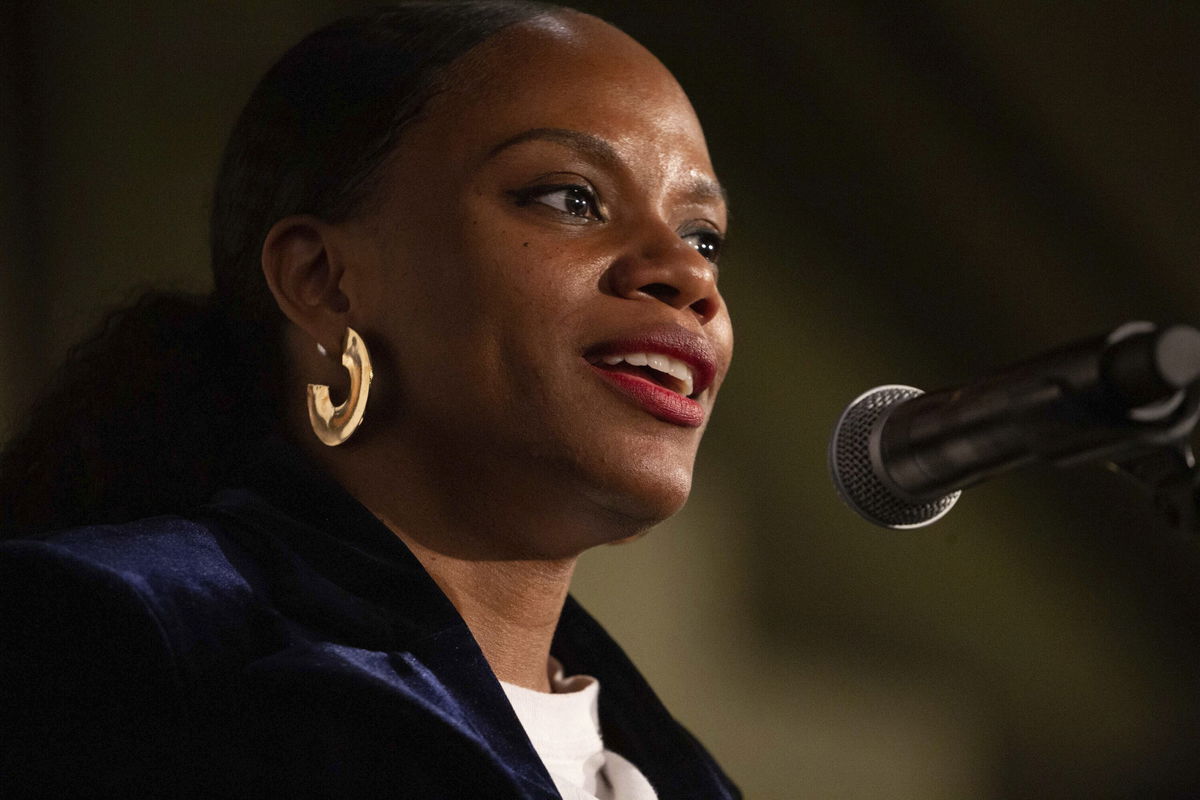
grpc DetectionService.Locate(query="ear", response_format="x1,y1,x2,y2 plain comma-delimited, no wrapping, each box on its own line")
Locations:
261,215,350,354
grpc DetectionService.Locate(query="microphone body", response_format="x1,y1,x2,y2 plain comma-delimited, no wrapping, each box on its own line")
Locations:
830,322,1200,529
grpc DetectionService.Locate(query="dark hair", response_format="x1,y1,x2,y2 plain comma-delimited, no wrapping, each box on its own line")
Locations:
0,1,555,537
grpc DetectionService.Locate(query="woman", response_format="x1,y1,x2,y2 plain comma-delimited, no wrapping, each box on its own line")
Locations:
0,2,736,797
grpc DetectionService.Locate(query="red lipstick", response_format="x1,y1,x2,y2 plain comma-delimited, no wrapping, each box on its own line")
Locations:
584,326,719,428
589,367,705,427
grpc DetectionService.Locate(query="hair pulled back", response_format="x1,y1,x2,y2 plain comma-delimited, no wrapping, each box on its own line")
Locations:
0,1,554,537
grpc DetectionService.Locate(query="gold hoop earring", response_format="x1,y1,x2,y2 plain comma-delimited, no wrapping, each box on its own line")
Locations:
307,326,374,447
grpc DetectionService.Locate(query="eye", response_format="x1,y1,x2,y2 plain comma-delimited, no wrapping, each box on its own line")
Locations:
682,229,723,263
510,184,604,221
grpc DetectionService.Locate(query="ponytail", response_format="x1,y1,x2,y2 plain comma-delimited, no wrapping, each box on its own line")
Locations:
0,292,284,537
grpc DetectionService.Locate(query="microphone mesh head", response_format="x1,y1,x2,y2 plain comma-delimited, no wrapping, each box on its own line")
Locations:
828,385,960,529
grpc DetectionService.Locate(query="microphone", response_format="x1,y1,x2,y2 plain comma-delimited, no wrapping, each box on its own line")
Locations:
828,322,1200,529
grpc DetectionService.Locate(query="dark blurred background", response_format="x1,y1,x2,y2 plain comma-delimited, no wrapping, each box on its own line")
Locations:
2,2,1197,797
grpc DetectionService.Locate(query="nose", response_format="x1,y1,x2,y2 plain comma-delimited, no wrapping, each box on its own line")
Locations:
606,224,723,325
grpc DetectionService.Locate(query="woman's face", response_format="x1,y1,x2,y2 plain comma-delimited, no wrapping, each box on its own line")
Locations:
341,13,732,552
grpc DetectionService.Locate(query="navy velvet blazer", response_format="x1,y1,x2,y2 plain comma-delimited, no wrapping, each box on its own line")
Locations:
0,444,740,798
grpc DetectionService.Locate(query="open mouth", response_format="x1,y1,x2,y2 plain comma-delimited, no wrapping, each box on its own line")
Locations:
587,352,696,398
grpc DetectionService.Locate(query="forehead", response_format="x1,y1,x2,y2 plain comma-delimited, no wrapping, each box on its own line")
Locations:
401,13,716,183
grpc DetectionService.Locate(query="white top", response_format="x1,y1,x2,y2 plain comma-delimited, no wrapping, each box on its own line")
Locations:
500,660,658,800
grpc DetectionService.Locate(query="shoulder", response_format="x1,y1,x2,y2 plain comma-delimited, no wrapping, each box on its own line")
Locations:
2,512,233,581
2,514,227,610
0,513,294,796
0,519,225,795
2,514,257,649
0,512,277,692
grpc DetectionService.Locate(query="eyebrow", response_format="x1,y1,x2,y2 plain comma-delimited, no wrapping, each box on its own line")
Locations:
485,126,729,211
486,127,619,164
681,172,729,210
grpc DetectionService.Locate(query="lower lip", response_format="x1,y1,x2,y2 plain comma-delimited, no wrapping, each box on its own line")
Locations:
589,365,705,428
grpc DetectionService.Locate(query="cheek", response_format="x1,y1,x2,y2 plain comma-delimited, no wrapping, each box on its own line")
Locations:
465,227,603,344
708,313,734,392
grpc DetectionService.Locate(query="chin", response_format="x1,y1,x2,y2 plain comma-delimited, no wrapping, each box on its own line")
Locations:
585,455,695,532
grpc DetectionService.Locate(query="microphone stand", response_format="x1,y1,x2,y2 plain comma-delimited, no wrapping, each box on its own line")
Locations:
1111,419,1200,537
1103,325,1200,537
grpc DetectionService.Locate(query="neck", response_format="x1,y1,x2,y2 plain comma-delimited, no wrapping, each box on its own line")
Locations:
397,535,575,692
305,432,641,693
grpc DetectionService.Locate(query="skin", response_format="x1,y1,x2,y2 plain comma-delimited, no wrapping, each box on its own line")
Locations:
262,12,732,691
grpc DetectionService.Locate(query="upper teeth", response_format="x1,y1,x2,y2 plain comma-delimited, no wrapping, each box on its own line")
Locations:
599,352,695,396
